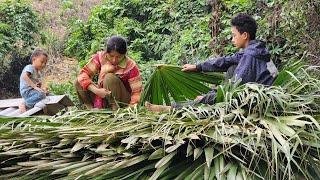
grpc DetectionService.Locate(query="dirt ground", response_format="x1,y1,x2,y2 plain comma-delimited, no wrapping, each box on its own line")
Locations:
31,0,102,86
43,56,79,86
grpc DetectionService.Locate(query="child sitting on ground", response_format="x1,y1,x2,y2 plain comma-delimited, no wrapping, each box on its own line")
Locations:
146,13,278,112
19,49,49,112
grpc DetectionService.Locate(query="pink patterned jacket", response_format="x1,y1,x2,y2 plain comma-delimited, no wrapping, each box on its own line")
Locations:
78,51,143,105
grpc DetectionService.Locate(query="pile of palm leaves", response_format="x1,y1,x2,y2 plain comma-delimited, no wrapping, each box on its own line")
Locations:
0,63,320,179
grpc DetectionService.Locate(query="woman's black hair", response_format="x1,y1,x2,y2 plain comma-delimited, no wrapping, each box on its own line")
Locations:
30,49,48,63
105,36,127,55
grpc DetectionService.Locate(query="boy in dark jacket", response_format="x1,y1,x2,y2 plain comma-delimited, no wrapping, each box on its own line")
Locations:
146,13,278,112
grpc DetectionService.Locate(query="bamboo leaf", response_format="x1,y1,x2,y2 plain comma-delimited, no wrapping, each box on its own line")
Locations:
194,147,203,160
186,143,194,157
113,154,148,169
71,142,86,153
149,159,171,180
166,141,184,153
69,162,104,175
51,161,93,175
227,164,238,180
155,151,177,169
149,148,165,160
204,147,213,168
185,163,205,180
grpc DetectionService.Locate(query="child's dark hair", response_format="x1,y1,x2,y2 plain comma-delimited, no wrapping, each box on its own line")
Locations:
105,36,127,55
30,49,48,62
231,13,257,40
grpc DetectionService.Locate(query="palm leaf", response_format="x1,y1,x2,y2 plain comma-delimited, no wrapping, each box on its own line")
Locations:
141,64,225,105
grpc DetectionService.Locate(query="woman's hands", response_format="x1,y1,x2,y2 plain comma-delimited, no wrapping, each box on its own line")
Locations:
103,64,116,73
95,88,111,98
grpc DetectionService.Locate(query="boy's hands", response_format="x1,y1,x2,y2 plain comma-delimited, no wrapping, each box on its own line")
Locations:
182,64,197,72
34,82,50,94
36,82,42,88
34,86,45,93
195,95,204,101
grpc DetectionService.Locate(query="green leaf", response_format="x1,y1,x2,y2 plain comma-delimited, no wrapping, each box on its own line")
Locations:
204,147,213,168
186,143,194,157
149,159,171,180
69,162,104,175
226,164,238,180
194,147,203,160
155,151,177,169
113,154,149,169
149,148,165,160
51,161,93,175
166,141,184,153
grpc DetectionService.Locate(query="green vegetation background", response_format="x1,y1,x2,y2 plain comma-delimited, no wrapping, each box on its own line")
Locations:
0,0,319,98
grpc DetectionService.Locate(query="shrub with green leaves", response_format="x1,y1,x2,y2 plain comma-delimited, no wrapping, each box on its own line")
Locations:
64,0,211,65
213,0,319,66
0,0,40,58
0,0,41,97
65,0,319,70
48,81,80,107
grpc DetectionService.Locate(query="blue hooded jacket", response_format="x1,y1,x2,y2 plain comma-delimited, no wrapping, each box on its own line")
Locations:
196,40,278,86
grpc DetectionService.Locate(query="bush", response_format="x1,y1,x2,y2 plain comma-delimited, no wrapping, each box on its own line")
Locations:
0,0,41,97
64,0,211,65
48,81,80,107
65,0,320,70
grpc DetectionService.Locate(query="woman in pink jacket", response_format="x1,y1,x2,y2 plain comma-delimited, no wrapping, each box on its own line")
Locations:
74,36,143,110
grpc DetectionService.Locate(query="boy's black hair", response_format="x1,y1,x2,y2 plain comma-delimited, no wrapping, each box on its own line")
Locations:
30,49,48,62
105,36,127,55
231,13,257,40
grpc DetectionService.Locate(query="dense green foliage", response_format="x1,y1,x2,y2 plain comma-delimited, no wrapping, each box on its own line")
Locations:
64,0,213,65
48,81,80,106
0,0,41,97
64,0,320,68
0,0,40,58
1,0,319,97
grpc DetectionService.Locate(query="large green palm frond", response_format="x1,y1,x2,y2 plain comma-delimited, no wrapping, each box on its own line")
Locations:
141,65,225,105
273,60,320,95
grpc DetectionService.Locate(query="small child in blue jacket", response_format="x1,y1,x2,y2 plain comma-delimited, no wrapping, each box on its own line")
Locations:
146,13,278,112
